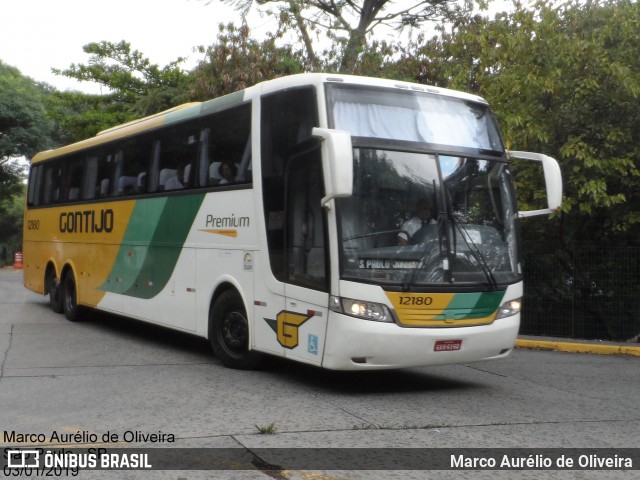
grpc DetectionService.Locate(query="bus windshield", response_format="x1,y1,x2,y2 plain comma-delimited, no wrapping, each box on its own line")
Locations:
327,84,504,154
336,149,521,287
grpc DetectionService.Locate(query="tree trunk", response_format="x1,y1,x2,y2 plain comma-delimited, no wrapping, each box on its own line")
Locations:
339,0,387,72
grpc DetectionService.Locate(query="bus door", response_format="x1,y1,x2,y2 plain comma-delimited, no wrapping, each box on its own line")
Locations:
282,144,329,365
257,86,328,365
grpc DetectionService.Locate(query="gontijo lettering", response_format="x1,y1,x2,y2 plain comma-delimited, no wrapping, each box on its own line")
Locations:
59,209,114,233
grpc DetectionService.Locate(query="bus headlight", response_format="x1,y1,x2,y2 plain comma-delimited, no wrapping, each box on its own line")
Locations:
495,298,522,319
330,296,393,322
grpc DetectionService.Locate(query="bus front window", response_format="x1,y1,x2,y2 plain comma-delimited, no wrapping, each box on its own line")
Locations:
336,150,521,287
327,84,504,154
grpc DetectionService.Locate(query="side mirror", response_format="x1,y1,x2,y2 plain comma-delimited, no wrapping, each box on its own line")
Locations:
312,127,353,206
508,150,563,218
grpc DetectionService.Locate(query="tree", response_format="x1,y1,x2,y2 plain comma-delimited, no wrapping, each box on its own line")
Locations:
44,89,134,144
0,62,54,254
0,185,25,260
0,62,53,198
53,41,191,117
0,62,53,160
402,0,640,243
397,0,640,339
208,0,461,72
189,23,306,99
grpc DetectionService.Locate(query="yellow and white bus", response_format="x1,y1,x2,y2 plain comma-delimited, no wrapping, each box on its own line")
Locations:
23,73,562,370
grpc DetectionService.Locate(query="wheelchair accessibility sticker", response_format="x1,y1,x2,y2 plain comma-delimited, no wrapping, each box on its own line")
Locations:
308,334,319,355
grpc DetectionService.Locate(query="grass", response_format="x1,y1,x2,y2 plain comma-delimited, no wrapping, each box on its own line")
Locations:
255,422,277,434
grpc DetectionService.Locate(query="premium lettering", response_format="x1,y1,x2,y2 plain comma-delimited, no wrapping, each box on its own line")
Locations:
205,213,250,228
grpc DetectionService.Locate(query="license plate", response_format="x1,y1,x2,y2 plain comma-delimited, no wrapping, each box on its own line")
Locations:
434,340,462,352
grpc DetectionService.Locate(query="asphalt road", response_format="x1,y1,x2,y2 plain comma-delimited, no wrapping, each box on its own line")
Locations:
1,268,638,480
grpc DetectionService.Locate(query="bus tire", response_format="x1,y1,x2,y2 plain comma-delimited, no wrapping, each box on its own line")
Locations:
209,290,262,370
62,271,83,322
46,268,63,313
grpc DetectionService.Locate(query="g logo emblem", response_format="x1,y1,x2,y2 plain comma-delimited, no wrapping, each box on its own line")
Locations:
276,311,312,349
264,311,313,349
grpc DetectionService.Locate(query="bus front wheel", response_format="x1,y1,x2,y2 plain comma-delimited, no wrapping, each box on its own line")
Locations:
210,290,262,370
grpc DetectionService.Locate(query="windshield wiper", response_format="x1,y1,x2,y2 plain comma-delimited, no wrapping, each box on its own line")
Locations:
450,216,498,289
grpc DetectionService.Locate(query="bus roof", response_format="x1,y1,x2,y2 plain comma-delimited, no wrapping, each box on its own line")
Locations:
257,73,487,104
31,73,488,164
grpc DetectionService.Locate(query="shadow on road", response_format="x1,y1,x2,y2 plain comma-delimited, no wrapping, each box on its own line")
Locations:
34,302,479,394
259,356,480,395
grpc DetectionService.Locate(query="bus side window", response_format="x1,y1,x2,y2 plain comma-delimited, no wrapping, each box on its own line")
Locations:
42,161,63,204
116,136,152,196
27,165,41,206
41,165,54,204
154,124,199,192
82,151,115,200
56,155,82,203
199,103,251,187
82,155,98,200
97,151,116,198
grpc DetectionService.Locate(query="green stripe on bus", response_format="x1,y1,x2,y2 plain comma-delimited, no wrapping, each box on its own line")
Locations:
164,103,202,125
472,290,506,310
100,194,205,299
445,290,505,320
164,91,245,125
200,91,245,116
123,193,205,298
99,198,167,295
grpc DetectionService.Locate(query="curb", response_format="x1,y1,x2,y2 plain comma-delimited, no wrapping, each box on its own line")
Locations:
516,339,640,357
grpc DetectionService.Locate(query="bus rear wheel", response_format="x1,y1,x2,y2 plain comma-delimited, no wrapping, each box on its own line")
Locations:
62,271,83,322
210,290,262,370
46,268,63,313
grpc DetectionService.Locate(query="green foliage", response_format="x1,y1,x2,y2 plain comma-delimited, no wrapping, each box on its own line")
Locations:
254,422,277,434
46,40,194,143
401,0,640,245
395,0,640,339
0,61,52,245
44,89,134,144
215,0,461,73
1,0,636,337
189,23,305,100
0,184,25,253
10,0,640,249
53,41,191,117
0,61,54,161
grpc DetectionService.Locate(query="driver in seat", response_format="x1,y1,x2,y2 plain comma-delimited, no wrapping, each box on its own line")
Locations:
397,198,437,246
